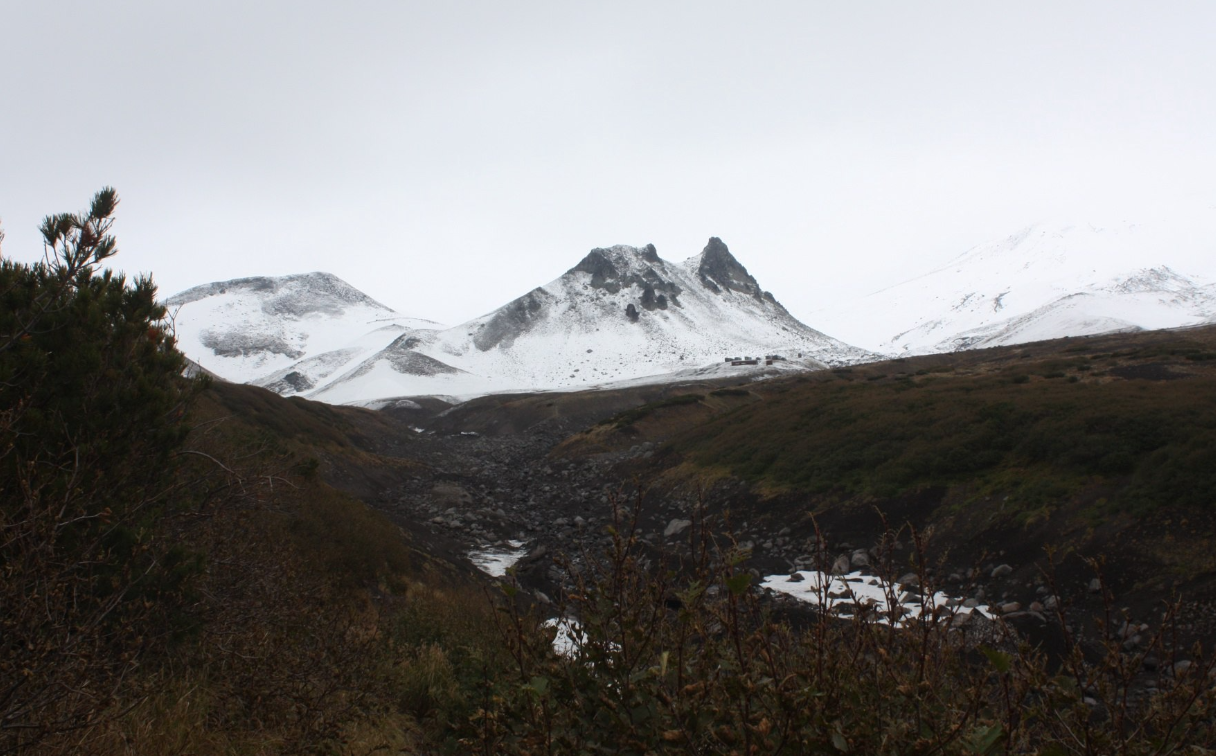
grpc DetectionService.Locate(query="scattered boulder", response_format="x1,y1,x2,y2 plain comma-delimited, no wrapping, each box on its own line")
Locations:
663,518,692,538
431,482,473,507
831,555,851,575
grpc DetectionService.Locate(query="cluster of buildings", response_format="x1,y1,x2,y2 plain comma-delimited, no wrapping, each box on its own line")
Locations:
725,354,788,366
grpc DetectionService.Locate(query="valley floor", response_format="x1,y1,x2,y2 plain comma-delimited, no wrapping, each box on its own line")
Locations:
338,325,1216,658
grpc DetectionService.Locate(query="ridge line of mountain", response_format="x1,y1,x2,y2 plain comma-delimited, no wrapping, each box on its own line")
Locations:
169,238,873,405
168,204,1216,404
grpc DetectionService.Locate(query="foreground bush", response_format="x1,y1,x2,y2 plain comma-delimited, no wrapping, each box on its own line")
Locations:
460,506,1216,755
0,190,197,750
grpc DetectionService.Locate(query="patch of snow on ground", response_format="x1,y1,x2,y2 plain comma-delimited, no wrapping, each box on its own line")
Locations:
542,617,586,657
348,397,423,411
468,540,528,577
761,570,992,627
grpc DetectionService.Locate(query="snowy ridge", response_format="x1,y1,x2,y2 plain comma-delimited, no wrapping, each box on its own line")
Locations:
307,239,872,404
166,272,444,386
168,241,874,405
813,201,1216,355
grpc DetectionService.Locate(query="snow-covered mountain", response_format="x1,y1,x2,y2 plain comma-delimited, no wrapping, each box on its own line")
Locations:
166,272,443,393
169,239,873,404
813,203,1216,355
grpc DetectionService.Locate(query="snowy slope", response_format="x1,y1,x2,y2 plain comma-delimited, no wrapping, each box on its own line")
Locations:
306,238,873,404
166,272,443,387
813,202,1216,355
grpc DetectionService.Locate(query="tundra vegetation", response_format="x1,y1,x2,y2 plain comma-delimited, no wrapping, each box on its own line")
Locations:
3,192,1216,754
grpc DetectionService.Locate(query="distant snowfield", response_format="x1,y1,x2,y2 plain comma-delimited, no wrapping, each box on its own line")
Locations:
812,199,1216,355
341,352,810,406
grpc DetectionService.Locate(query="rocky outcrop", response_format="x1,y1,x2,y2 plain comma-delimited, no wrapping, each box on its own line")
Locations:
569,246,682,305
640,284,669,311
199,329,304,359
329,335,462,384
696,237,767,300
571,250,625,293
263,370,315,393
473,289,553,351
383,350,462,376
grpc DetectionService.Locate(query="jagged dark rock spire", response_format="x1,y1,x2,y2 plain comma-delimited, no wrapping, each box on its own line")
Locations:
697,237,765,299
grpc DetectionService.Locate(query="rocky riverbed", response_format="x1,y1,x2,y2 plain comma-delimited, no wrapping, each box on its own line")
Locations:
338,417,1192,675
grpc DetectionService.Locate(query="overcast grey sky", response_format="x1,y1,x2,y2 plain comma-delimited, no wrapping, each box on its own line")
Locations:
3,1,1214,326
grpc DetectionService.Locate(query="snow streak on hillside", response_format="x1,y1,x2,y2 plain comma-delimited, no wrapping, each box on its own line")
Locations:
813,202,1216,355
168,241,874,404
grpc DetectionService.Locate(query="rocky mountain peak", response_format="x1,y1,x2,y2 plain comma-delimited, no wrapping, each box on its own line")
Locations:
694,237,767,300
568,245,680,301
569,248,622,290
171,239,875,405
